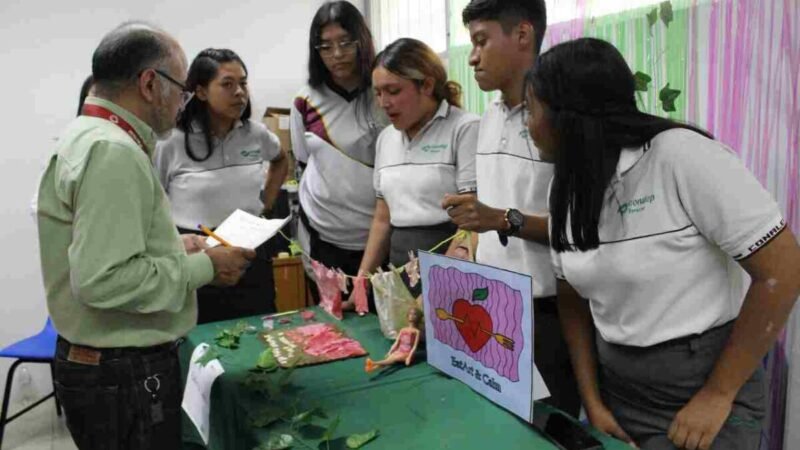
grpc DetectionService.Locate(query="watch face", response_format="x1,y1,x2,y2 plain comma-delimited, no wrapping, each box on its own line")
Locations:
508,209,525,228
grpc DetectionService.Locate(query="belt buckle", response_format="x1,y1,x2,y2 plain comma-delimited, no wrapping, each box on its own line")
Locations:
66,344,102,366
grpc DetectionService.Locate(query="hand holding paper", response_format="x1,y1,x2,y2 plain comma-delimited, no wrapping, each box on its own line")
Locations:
204,209,290,249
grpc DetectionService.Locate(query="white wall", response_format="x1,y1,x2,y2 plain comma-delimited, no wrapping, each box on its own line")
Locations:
0,0,363,411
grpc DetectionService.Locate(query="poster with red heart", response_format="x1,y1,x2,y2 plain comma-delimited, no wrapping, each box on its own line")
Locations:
420,251,549,423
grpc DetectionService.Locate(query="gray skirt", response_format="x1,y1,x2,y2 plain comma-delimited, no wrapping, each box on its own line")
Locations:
389,221,457,267
596,321,765,450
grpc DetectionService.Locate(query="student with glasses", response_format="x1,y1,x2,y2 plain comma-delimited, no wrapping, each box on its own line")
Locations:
154,48,289,324
290,1,386,301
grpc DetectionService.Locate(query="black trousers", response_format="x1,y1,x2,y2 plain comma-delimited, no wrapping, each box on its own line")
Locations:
298,208,367,307
535,297,582,417
54,337,182,450
178,227,276,324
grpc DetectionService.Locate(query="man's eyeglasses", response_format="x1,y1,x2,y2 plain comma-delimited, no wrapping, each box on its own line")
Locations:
153,69,194,108
314,40,358,57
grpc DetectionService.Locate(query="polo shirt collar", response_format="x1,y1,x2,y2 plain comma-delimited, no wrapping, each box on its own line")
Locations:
613,145,646,185
493,95,525,117
189,119,245,135
402,100,450,145
84,96,157,156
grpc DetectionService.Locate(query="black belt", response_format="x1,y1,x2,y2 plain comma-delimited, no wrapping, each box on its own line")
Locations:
56,336,182,362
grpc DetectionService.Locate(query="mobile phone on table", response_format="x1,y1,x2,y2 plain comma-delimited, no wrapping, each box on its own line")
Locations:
531,412,604,450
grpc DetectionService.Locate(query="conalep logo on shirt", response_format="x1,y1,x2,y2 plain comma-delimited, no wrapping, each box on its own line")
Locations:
240,148,260,159
421,144,448,153
618,194,656,215
746,220,786,255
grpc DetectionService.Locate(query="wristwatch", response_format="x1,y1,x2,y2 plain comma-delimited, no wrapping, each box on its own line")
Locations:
497,208,525,246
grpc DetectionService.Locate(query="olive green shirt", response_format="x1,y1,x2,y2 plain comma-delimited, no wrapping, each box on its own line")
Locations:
37,97,214,348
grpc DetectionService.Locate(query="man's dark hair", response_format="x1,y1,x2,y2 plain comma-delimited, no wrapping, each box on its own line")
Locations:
462,0,547,55
92,22,172,96
76,75,94,116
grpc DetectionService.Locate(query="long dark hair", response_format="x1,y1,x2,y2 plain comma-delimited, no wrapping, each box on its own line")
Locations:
374,38,462,108
176,48,251,162
526,37,713,252
307,1,377,127
308,1,375,90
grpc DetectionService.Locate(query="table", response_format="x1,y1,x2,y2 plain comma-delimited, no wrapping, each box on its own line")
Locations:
180,310,631,450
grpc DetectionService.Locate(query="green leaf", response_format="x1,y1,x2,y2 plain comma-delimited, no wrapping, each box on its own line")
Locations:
323,416,341,442
659,83,681,112
278,358,300,386
660,1,674,27
472,287,489,302
346,430,379,449
217,334,239,349
241,372,278,397
255,434,294,450
646,7,658,33
633,71,652,92
288,240,303,256
257,349,279,372
196,347,220,367
292,407,326,425
250,406,284,428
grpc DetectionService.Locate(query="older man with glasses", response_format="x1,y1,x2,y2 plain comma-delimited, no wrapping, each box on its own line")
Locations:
35,21,255,449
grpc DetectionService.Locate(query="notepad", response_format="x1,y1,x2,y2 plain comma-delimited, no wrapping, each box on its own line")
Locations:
205,209,290,249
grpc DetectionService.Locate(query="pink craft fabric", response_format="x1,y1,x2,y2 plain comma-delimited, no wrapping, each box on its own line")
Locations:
348,276,369,315
405,256,420,288
311,260,343,319
285,323,366,359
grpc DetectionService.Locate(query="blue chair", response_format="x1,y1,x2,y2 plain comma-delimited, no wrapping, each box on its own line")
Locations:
0,318,61,447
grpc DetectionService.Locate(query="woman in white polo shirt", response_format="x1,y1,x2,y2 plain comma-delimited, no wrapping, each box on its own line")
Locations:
358,38,479,279
154,48,289,323
525,38,800,450
291,1,385,279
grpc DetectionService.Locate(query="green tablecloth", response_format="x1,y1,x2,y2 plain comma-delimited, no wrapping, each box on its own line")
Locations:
180,310,631,450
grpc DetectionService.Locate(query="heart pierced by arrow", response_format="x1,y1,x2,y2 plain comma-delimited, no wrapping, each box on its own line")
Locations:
435,287,515,352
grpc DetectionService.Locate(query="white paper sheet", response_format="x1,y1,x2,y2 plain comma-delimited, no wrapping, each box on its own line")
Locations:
205,209,290,249
181,343,225,445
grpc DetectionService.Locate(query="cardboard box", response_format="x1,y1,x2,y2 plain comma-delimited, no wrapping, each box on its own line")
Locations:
263,107,292,151
263,106,295,182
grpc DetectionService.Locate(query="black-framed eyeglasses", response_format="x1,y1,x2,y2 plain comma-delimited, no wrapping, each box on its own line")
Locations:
314,40,359,56
152,69,194,107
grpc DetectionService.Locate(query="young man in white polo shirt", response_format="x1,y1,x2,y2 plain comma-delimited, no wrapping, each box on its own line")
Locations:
443,0,580,416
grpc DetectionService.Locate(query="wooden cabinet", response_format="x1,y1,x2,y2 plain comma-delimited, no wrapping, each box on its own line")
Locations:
272,255,311,312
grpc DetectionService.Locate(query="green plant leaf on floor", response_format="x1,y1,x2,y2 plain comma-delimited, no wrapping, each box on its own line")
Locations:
660,1,674,27
345,430,379,449
196,347,220,367
659,83,681,112
633,71,652,92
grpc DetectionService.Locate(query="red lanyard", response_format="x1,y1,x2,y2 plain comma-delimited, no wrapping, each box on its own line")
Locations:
81,104,147,152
